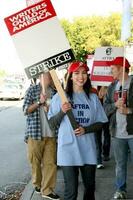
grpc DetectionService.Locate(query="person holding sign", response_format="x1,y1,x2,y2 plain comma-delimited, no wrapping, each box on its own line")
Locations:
23,72,60,200
103,57,133,199
48,61,108,200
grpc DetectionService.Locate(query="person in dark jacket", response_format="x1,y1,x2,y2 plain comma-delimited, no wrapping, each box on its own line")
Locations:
103,56,133,199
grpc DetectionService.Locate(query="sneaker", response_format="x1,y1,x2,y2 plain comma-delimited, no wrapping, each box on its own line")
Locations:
103,156,110,161
113,191,127,199
34,186,41,193
42,192,60,200
97,164,104,169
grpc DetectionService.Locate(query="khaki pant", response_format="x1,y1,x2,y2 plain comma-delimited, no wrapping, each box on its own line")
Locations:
27,137,57,195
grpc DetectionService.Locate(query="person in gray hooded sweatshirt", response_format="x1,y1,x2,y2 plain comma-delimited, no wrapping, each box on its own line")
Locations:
104,56,133,199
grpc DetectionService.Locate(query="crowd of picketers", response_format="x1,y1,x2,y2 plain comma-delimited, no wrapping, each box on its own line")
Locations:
23,56,133,200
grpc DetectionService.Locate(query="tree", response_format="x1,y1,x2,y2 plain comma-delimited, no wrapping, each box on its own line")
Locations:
60,13,133,60
101,14,122,47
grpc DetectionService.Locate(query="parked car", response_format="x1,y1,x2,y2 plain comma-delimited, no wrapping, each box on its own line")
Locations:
0,83,25,100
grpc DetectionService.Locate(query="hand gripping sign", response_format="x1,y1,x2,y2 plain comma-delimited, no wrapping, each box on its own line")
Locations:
4,0,78,129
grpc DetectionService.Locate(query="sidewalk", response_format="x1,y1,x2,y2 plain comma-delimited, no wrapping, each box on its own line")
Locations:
20,155,133,200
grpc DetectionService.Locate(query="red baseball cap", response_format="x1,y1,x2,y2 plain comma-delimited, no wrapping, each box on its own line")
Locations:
108,56,130,69
68,61,89,73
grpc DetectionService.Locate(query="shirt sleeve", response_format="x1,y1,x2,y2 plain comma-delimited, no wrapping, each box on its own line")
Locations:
48,94,65,132
22,86,33,115
48,93,60,118
103,85,117,117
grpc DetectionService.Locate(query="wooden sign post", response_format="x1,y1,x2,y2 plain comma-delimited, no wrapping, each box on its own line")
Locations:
50,69,78,129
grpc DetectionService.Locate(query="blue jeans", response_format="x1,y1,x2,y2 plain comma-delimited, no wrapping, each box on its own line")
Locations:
61,165,96,200
112,137,133,192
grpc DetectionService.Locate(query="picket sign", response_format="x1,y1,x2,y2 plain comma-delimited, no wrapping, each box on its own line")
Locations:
90,47,124,86
4,0,78,129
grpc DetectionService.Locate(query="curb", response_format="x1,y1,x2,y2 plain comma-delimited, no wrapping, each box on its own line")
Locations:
20,181,34,200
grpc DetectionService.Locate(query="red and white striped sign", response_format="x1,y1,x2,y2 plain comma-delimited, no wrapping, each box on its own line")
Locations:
90,47,124,86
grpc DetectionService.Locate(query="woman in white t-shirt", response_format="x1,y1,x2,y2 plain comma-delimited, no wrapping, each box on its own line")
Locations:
48,61,108,200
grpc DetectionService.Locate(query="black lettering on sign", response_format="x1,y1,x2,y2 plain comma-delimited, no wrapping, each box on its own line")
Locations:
25,49,75,79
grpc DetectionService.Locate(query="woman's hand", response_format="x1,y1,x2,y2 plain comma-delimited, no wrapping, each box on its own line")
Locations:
61,102,72,113
74,126,85,136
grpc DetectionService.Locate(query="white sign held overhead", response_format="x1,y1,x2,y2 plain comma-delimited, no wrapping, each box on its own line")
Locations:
4,0,75,79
